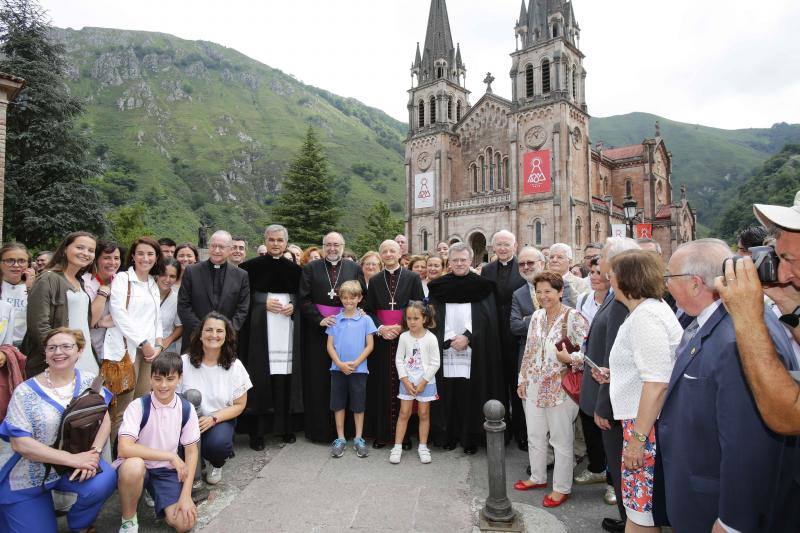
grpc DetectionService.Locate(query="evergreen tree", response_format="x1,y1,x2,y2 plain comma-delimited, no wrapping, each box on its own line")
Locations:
0,0,107,247
272,127,340,247
353,201,404,255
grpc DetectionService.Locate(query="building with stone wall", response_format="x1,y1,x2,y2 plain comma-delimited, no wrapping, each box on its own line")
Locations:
0,72,25,243
404,0,696,263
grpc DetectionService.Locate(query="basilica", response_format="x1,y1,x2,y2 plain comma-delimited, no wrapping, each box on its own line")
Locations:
403,0,696,262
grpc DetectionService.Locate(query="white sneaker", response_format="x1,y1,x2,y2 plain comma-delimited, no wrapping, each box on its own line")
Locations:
206,466,223,485
418,446,432,464
143,491,154,508
389,445,402,464
119,518,138,533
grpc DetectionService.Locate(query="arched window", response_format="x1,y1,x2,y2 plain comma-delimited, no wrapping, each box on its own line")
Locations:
541,59,551,94
575,218,582,247
594,223,601,242
552,23,559,38
487,148,494,190
535,220,542,245
496,153,503,189
525,64,534,98
456,100,462,121
447,96,453,120
418,100,425,128
625,179,632,198
471,163,478,192
602,176,608,195
480,155,486,191
429,96,436,124
572,69,577,100
421,229,429,251
504,158,509,189
436,65,443,79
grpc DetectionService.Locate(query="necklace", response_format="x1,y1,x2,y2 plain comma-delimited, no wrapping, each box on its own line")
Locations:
44,369,75,401
383,268,402,310
545,305,563,331
325,261,340,300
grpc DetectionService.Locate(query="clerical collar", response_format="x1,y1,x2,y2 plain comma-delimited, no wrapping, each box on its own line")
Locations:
209,260,226,270
499,258,512,267
269,254,282,260
385,265,401,274
326,259,340,267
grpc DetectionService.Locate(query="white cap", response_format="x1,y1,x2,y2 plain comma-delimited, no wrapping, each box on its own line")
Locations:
754,191,800,231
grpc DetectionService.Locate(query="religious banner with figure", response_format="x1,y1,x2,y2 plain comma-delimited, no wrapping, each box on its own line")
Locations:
611,224,627,238
635,224,653,239
523,150,551,195
414,172,434,209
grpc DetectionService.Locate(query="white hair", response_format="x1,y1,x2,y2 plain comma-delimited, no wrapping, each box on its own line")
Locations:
323,231,345,245
518,246,544,261
448,241,474,260
550,242,573,260
492,229,516,246
265,224,288,241
210,230,232,243
675,238,731,287
603,236,640,260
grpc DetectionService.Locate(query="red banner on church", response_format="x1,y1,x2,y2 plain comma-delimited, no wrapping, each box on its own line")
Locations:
635,224,653,239
523,150,551,195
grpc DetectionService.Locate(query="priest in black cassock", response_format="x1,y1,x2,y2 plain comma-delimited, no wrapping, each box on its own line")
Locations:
480,230,527,450
364,239,424,449
298,231,365,443
428,242,504,454
239,224,303,451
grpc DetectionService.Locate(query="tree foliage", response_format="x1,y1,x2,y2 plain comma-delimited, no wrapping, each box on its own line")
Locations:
271,127,341,248
0,0,107,247
108,203,152,247
353,201,404,256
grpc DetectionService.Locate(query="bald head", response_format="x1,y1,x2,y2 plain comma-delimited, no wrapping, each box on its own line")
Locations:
667,238,731,315
208,230,232,265
322,232,345,262
492,229,517,262
380,239,401,269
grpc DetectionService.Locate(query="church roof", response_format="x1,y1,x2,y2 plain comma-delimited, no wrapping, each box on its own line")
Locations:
656,204,673,219
602,145,643,160
422,0,455,69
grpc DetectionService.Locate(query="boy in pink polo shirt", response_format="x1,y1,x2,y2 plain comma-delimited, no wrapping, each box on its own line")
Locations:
115,352,200,533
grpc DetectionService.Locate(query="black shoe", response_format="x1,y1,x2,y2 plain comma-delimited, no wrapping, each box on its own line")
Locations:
372,441,386,449
249,435,265,451
601,518,626,533
517,440,528,452
282,433,296,444
402,440,412,451
463,446,477,455
526,465,531,476
442,441,457,451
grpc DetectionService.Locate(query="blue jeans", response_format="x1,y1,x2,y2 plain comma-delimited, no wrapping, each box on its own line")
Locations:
202,420,235,468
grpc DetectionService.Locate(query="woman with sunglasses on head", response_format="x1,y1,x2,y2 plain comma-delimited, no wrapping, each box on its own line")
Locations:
0,243,32,347
22,232,98,377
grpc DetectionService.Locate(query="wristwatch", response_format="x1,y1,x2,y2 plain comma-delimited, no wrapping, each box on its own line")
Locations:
92,446,103,454
631,430,648,443
779,306,800,328
211,415,219,425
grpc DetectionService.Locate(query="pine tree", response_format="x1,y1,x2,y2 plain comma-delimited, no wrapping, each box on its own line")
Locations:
272,127,341,247
353,201,404,255
0,0,107,247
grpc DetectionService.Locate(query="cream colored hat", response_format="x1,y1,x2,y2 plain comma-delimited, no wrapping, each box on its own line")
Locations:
754,191,800,231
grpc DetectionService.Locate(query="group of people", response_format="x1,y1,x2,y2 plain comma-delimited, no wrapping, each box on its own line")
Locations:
1,191,800,532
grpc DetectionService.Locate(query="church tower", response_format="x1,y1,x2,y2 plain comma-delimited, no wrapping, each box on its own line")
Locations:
509,0,591,250
405,0,470,253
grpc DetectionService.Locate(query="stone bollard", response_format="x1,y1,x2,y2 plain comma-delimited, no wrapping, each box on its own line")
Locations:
479,399,522,532
182,389,209,502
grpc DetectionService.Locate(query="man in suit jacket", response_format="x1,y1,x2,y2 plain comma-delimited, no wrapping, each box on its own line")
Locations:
659,239,795,532
177,230,250,347
510,246,545,363
482,230,527,448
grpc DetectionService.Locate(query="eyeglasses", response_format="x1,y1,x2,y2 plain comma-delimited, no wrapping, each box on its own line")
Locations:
1,259,27,266
663,273,694,284
518,261,541,268
323,243,343,248
209,244,230,250
45,343,77,353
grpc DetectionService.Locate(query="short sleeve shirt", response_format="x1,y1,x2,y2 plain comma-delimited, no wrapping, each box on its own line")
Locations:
179,354,253,415
326,312,377,373
116,392,200,470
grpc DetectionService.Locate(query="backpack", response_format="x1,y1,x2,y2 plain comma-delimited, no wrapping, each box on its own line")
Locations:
139,393,192,457
43,374,108,481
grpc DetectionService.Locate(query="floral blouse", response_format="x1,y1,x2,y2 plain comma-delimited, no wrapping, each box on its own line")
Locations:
518,307,589,408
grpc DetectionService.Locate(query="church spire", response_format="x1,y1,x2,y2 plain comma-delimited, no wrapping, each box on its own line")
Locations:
517,0,527,27
521,0,579,48
419,0,461,85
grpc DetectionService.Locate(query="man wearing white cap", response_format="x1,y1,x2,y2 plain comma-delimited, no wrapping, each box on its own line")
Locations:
715,191,800,531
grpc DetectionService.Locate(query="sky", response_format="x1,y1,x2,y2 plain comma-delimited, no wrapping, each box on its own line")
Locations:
40,0,800,130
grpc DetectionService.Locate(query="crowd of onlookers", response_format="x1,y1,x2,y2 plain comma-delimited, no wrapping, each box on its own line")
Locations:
1,189,800,533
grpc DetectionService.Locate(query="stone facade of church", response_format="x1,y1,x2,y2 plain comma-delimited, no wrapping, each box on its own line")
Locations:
403,0,696,263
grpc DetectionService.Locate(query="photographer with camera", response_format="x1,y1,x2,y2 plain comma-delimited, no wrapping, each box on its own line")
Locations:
715,193,800,531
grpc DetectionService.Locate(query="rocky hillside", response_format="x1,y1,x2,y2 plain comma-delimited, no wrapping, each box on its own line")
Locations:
55,26,407,246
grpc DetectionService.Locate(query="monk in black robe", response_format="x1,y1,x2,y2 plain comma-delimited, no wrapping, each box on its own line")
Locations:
298,231,365,443
364,240,424,448
428,243,503,454
239,225,303,450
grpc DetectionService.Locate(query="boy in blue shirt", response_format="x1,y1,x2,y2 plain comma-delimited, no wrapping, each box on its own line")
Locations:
326,280,376,458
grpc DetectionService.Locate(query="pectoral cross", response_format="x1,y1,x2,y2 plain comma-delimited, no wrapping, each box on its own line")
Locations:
389,299,396,310
328,288,336,300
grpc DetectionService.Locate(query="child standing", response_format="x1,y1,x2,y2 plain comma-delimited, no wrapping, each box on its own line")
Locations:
326,280,377,458
390,301,440,464
115,352,199,533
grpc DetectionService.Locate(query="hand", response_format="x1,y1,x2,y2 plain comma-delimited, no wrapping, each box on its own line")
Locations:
198,415,217,433
622,439,645,470
97,314,115,328
170,454,188,482
69,467,97,482
555,346,572,365
764,282,800,315
517,382,527,400
336,361,353,375
320,316,336,327
711,520,727,533
141,342,156,360
591,367,610,384
23,268,36,289
402,378,416,395
172,494,197,528
415,379,428,395
70,450,100,471
280,303,294,316
0,351,6,367
266,298,284,314
149,346,163,361
594,413,611,430
715,257,768,325
451,335,469,351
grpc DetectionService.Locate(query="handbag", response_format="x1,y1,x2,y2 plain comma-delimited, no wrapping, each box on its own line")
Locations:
100,280,136,403
555,310,582,403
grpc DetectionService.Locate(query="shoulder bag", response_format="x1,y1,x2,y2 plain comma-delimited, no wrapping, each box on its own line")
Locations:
556,310,582,404
100,278,136,403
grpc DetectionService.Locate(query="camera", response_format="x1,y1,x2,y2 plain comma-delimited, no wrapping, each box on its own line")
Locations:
728,245,780,284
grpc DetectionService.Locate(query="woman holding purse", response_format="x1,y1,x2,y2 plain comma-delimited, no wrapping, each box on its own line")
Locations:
104,237,164,439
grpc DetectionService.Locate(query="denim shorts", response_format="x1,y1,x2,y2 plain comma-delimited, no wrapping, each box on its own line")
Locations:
144,467,182,518
330,371,367,413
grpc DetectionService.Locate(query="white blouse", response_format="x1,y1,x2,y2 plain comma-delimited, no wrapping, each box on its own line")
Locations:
179,354,252,416
609,298,682,420
104,268,162,362
160,288,182,353
395,330,440,384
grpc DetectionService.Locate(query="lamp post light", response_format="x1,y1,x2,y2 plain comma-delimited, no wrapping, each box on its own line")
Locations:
623,196,638,238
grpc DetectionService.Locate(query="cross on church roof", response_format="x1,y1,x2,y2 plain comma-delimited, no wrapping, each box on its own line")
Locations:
483,72,495,94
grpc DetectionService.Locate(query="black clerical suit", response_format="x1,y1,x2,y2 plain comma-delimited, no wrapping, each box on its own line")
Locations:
364,267,424,445
481,257,526,445
239,255,303,439
177,260,250,348
298,258,364,442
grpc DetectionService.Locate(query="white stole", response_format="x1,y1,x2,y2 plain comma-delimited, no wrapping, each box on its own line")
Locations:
267,293,293,374
442,302,472,378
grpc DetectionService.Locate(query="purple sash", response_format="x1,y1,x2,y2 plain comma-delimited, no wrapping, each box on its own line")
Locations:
316,304,342,317
376,309,404,326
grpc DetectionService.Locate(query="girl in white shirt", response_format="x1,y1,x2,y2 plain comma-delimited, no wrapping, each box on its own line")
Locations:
0,243,34,346
390,300,440,465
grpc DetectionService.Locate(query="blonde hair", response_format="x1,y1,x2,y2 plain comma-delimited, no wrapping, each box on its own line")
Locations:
338,280,363,298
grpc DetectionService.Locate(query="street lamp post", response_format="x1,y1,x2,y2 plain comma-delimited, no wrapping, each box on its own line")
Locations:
623,196,638,238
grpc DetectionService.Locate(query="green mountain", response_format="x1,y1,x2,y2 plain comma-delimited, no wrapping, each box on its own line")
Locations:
589,112,800,233
54,26,407,247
